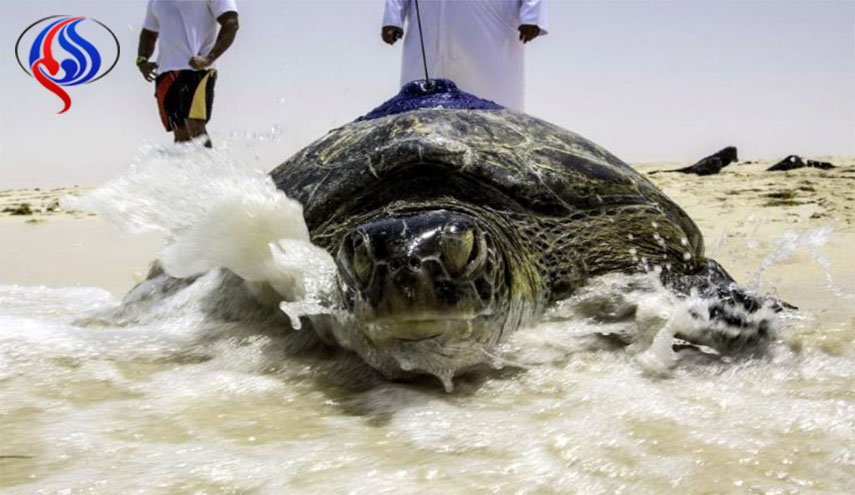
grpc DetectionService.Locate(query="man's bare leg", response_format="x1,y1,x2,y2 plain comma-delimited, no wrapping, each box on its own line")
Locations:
185,118,212,148
173,126,191,143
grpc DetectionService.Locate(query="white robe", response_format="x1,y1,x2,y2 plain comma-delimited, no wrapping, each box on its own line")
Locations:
382,0,548,111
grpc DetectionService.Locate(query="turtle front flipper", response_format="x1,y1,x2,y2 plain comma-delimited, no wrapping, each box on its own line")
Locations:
666,259,792,355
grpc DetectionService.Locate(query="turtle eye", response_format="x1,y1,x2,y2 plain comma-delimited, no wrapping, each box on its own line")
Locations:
441,229,478,277
351,238,374,284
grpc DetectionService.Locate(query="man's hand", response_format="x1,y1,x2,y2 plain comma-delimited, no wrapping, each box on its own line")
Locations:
518,24,541,43
381,26,403,45
138,61,158,82
137,28,158,81
189,55,214,70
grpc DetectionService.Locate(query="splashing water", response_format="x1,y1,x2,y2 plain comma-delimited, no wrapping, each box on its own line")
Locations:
750,226,854,300
62,144,338,310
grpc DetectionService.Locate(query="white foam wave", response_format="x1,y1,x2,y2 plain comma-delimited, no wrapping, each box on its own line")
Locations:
0,255,851,494
62,144,337,310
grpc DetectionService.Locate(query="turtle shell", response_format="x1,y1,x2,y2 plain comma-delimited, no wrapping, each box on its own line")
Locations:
269,107,703,256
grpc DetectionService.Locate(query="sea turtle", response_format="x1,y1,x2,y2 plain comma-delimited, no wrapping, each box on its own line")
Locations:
262,79,779,385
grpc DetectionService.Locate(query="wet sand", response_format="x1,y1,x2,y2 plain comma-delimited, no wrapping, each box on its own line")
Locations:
0,186,162,295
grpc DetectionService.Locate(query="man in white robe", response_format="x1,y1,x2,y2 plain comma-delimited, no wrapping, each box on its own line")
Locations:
381,0,547,111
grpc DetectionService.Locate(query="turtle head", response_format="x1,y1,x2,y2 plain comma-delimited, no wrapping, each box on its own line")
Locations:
334,209,513,383
337,210,501,339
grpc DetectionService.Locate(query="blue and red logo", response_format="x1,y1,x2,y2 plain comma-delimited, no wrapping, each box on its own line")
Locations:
15,16,120,114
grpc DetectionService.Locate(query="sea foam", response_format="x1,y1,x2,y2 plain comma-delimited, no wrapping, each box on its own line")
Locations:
62,144,337,309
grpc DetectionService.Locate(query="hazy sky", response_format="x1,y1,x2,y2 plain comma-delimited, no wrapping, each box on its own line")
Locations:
1,0,853,188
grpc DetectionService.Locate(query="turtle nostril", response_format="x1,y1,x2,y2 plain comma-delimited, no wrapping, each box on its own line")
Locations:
407,256,422,270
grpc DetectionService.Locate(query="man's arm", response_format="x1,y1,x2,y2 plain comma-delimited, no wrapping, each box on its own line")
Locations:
189,11,239,69
137,29,158,81
381,0,407,45
518,0,547,44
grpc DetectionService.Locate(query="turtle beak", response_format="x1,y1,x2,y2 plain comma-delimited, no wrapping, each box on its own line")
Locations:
336,210,498,342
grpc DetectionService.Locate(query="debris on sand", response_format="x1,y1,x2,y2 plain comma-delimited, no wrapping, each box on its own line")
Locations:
0,187,88,218
3,203,33,215
767,155,835,172
762,189,802,207
653,146,739,176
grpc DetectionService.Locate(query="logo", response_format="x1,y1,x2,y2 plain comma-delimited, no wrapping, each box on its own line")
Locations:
15,16,120,114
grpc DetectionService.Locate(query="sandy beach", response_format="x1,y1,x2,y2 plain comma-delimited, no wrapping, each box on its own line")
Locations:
0,186,162,295
636,156,855,329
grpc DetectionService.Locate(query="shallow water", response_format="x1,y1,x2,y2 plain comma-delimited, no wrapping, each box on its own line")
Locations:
1,147,853,494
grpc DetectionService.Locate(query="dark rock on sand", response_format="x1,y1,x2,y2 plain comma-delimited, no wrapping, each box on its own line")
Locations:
767,155,835,172
655,146,739,176
3,203,33,215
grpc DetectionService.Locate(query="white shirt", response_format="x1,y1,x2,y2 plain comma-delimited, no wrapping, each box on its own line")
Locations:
383,0,548,111
143,0,238,72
